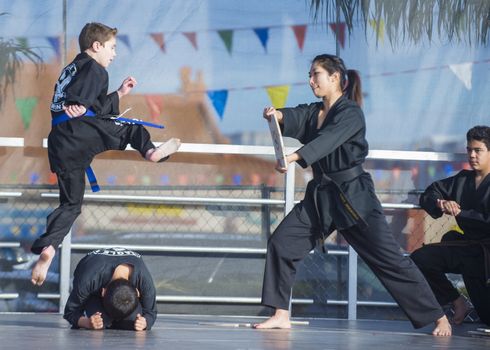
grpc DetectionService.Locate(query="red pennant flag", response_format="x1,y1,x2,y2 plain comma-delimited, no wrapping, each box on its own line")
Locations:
291,25,307,51
329,22,346,49
182,32,198,50
150,33,165,53
145,95,164,122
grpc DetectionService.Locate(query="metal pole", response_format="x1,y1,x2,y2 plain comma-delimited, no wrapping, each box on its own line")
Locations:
284,162,295,216
57,0,70,315
335,4,340,57
347,245,358,320
285,162,295,315
59,229,72,313
61,0,67,67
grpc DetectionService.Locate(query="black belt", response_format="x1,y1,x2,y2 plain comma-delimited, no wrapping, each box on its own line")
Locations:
313,165,365,185
312,165,368,252
425,239,490,286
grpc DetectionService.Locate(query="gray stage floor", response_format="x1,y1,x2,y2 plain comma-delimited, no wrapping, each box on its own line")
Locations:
1,313,489,350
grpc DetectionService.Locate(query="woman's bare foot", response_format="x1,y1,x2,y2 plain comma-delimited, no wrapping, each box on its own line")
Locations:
146,138,181,162
253,309,291,329
432,315,452,336
31,245,56,286
452,295,471,325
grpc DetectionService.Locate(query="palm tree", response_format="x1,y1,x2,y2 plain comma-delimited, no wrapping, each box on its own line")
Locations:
0,12,43,109
309,0,490,47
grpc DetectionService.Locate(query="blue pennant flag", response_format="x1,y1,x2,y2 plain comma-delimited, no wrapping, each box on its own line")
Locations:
118,34,131,50
253,28,269,52
47,36,61,60
207,90,228,120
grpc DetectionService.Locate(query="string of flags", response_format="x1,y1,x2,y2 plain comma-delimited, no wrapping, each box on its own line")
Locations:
39,20,390,59
12,86,291,130
14,18,483,123
14,55,482,128
25,21,347,61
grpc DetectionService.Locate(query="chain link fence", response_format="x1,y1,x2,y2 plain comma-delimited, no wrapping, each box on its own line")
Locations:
0,184,468,321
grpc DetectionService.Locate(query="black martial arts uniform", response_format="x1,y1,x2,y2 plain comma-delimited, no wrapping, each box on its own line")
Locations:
31,53,156,254
64,248,157,330
411,170,490,325
260,96,444,328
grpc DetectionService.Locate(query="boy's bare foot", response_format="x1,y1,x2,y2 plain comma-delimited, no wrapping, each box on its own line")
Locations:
432,315,452,336
31,245,56,286
146,138,181,162
253,309,291,329
452,295,471,325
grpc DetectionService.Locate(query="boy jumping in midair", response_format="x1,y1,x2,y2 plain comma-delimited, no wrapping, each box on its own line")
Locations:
31,22,180,285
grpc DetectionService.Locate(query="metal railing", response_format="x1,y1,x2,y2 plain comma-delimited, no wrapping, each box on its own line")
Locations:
0,137,467,319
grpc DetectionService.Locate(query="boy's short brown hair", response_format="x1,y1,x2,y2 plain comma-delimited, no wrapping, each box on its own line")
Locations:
78,22,117,52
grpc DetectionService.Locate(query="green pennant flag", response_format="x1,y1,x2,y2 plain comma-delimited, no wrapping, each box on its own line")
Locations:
218,30,233,55
15,97,38,130
16,37,28,49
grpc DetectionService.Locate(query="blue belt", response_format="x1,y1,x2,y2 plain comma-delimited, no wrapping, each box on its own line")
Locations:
51,109,164,192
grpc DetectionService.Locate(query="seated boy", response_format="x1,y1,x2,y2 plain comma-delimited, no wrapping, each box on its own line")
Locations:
411,126,490,326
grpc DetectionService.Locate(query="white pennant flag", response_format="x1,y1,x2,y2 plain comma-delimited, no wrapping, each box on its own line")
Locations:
449,62,473,90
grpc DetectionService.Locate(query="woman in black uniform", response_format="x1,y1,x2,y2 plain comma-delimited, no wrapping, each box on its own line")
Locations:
254,54,451,336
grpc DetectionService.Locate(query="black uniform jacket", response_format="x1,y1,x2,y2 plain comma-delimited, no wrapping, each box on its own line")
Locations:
63,248,157,330
279,96,382,232
48,52,121,173
420,170,490,241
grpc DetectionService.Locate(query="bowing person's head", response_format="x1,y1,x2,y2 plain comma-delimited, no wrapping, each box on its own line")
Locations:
101,278,139,320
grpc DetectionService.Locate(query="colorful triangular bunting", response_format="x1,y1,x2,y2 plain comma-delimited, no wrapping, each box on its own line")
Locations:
369,19,385,44
183,32,198,50
16,37,28,49
266,85,290,109
207,90,228,120
253,27,269,52
217,30,233,55
47,36,61,61
329,22,346,49
291,25,307,51
118,34,131,50
15,97,38,130
150,33,165,53
449,62,473,90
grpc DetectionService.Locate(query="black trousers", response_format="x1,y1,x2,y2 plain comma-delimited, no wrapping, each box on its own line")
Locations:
411,231,490,326
31,168,86,254
261,202,444,329
31,123,155,255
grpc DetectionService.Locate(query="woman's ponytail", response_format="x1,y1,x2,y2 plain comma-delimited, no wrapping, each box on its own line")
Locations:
344,69,363,107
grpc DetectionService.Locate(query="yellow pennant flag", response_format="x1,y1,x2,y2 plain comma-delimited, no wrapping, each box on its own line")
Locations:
369,19,385,44
266,85,290,109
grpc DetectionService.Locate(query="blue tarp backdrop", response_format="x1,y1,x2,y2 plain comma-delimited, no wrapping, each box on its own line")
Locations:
0,0,488,151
